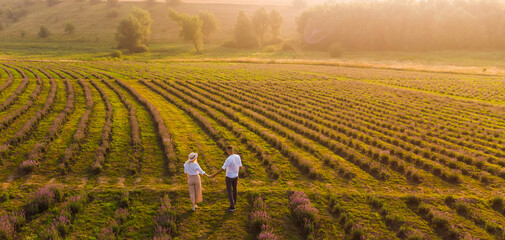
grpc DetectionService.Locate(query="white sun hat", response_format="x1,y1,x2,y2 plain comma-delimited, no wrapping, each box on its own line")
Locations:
188,152,198,161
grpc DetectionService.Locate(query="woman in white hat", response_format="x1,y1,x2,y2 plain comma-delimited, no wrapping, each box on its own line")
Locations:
184,152,211,211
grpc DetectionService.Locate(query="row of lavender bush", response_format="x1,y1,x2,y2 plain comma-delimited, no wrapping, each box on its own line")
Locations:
249,194,277,240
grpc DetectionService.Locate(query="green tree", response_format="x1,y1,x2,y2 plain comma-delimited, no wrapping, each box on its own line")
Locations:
64,22,75,34
251,7,270,48
169,8,204,53
234,11,258,49
269,9,283,40
198,11,220,42
38,26,50,38
115,8,152,53
130,7,153,46
115,15,142,51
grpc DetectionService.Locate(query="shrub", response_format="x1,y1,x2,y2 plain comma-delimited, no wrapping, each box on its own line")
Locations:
0,211,25,239
64,22,75,33
98,226,115,240
328,42,344,58
19,160,38,174
491,197,504,210
25,185,62,216
250,210,271,233
485,221,502,235
444,195,456,205
153,195,178,239
385,214,404,228
289,191,318,237
110,50,122,58
455,202,469,216
431,215,449,230
368,196,383,209
39,224,58,240
118,192,130,209
405,195,420,207
257,225,278,240
115,208,129,224
133,44,149,53
350,224,365,240
67,195,86,216
0,193,9,203
38,26,50,38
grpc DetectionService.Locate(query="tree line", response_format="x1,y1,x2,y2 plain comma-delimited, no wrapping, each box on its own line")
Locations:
296,0,505,51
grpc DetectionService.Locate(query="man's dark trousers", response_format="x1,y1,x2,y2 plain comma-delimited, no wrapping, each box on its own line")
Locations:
226,177,238,209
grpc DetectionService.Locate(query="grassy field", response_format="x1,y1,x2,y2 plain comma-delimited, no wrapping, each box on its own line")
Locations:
0,60,504,239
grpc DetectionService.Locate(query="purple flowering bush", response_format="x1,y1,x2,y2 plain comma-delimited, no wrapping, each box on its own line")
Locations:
19,160,38,174
0,215,15,240
25,185,62,217
249,196,277,240
97,226,115,240
289,191,319,239
153,195,178,239
250,210,271,233
0,210,26,239
257,225,278,240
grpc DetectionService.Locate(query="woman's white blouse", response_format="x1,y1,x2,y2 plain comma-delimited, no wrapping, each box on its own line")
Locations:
184,161,205,175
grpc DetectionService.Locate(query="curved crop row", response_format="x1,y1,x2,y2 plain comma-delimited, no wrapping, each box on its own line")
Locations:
271,81,505,163
197,81,473,184
102,79,142,175
328,195,367,240
89,79,114,173
179,80,389,181
404,195,460,240
20,79,75,174
0,78,57,158
60,79,94,173
0,66,14,93
253,82,505,178
366,196,424,239
115,79,176,174
0,77,43,131
145,80,289,180
0,77,29,112
240,81,505,183
157,80,327,179
444,196,504,238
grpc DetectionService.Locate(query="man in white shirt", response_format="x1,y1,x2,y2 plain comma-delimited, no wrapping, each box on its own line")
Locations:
210,146,242,212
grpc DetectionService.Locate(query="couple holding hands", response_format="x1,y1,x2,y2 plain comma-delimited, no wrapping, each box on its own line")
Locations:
183,146,242,212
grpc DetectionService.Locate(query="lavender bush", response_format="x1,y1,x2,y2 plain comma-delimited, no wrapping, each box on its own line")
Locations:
289,191,319,238
153,195,178,239
19,160,38,174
